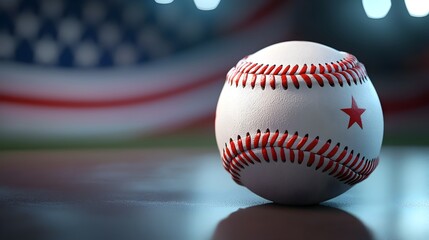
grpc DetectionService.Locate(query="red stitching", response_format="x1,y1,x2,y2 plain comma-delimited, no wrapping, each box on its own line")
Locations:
304,136,319,151
326,143,340,158
290,65,299,74
273,65,283,75
254,129,261,148
291,75,300,88
260,75,266,90
307,153,315,166
316,139,331,155
279,148,285,162
281,65,290,75
299,64,307,74
277,131,288,147
336,147,348,162
328,162,339,175
269,75,276,90
310,64,317,74
221,130,379,186
258,65,269,74
286,132,298,148
281,75,287,89
296,134,308,149
316,156,325,170
227,53,369,89
290,149,295,163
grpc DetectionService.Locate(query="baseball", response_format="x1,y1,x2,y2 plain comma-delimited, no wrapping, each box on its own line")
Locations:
215,41,383,205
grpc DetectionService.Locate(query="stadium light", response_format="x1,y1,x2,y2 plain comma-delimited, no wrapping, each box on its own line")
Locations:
194,0,220,11
362,0,392,19
404,0,429,17
154,0,174,4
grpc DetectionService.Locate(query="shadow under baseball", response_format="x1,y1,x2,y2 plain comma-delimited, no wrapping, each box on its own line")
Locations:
212,203,373,240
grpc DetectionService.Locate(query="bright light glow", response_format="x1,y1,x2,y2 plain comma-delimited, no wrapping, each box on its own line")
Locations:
362,0,391,19
194,0,220,11
154,0,174,4
405,0,429,17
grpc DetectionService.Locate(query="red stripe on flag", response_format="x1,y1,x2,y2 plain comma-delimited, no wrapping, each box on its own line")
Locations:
0,73,223,109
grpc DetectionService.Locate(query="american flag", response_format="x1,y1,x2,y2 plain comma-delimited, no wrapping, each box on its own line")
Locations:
2,0,427,145
0,0,292,141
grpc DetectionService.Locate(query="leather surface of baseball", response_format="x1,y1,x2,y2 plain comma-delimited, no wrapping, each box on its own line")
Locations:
215,41,383,205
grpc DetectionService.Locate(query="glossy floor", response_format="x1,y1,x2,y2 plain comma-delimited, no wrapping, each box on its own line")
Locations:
0,147,428,240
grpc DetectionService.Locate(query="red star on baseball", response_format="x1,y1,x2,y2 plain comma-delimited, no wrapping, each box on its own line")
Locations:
341,97,366,129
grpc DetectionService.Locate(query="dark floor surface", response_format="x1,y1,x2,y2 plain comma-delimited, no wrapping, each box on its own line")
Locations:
0,147,428,240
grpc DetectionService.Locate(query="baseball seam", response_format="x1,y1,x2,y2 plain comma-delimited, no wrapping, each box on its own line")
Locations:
221,129,379,186
226,53,368,89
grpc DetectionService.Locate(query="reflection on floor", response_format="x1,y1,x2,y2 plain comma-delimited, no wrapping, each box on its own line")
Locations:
0,147,428,240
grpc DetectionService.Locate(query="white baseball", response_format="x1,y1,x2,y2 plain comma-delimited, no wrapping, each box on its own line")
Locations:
215,41,383,205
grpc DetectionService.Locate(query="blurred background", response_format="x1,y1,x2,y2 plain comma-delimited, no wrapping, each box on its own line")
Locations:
0,0,428,149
